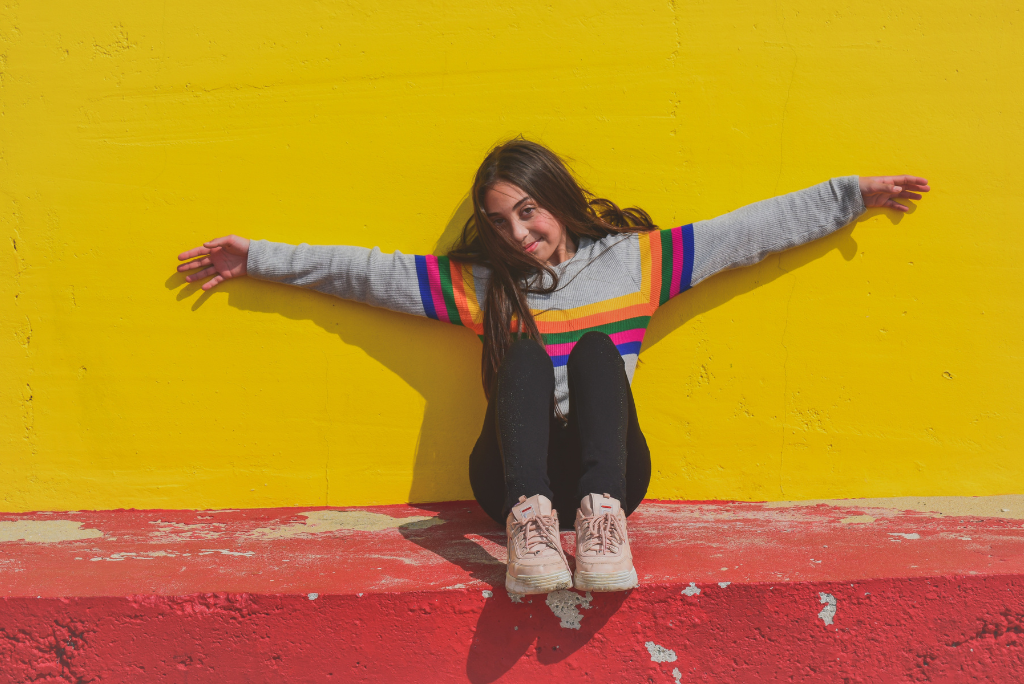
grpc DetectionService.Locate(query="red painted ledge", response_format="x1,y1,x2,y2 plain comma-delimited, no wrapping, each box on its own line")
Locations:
2,498,1023,682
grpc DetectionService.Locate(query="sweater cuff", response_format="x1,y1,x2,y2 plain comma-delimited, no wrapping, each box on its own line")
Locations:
834,175,866,224
246,239,271,280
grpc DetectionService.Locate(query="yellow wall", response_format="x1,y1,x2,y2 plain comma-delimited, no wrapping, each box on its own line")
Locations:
2,1,1022,512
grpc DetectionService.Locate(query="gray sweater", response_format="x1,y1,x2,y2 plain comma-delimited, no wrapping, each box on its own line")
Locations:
248,177,865,414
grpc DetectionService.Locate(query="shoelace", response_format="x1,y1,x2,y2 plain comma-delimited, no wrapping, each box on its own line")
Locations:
517,514,569,566
579,512,625,556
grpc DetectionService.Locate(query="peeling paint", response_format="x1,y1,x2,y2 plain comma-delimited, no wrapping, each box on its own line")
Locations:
249,510,444,539
767,495,1024,520
508,592,524,603
645,641,677,662
545,590,592,629
307,593,318,600
682,582,701,596
840,515,875,524
718,582,731,588
818,592,837,625
481,590,493,598
888,533,920,540
0,520,102,543
673,667,682,683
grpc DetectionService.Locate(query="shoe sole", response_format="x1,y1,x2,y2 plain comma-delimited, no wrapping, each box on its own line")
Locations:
505,569,573,595
573,568,638,592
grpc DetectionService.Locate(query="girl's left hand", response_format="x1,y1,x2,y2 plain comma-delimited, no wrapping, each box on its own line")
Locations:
859,176,930,212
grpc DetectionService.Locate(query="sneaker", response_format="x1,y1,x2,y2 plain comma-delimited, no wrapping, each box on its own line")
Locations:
504,494,573,595
573,493,638,592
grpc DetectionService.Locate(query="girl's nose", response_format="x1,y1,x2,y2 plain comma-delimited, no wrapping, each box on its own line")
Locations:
510,219,530,243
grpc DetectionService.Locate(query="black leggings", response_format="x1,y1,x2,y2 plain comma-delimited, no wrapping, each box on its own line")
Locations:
469,331,651,525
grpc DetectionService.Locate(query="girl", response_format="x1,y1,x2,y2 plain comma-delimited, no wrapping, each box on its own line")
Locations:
177,139,928,595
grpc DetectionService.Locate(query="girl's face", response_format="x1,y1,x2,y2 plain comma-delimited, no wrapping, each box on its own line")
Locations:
484,182,576,265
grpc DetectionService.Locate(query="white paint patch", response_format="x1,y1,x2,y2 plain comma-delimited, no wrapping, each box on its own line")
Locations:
718,582,731,588
673,667,682,683
839,515,875,524
200,548,254,557
546,590,593,629
482,590,493,598
888,532,920,540
248,510,444,539
681,582,701,596
307,593,318,600
644,641,677,663
818,592,837,626
0,520,102,543
508,592,524,603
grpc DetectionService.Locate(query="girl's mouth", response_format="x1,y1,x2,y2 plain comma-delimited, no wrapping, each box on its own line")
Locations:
524,241,539,253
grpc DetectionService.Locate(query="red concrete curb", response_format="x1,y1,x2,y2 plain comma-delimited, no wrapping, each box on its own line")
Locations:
2,500,1023,681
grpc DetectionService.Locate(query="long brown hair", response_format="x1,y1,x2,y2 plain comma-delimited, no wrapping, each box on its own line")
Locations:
447,138,657,399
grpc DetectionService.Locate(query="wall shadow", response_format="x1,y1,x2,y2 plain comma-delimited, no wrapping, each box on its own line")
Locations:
165,193,487,508
641,206,906,352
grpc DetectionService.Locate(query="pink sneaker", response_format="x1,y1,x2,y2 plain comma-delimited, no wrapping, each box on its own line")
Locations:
573,493,638,592
505,494,572,595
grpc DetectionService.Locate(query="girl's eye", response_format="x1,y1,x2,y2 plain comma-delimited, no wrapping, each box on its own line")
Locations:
521,206,534,217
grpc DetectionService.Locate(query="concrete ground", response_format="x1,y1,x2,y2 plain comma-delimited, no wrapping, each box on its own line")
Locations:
2,496,1023,682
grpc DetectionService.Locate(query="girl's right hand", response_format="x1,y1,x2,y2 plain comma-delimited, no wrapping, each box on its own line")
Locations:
177,235,251,290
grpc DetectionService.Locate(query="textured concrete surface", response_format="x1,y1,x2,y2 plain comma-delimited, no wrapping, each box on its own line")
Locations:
2,498,1023,681
3,1,1023,513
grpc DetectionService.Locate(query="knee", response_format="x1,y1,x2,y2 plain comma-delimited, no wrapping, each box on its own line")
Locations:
567,331,621,371
501,337,553,373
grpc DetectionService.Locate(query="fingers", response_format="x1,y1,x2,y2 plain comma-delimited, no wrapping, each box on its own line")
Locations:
185,266,219,283
893,175,929,188
885,198,909,212
178,246,212,261
204,236,235,249
898,190,923,200
866,180,902,195
177,257,212,272
202,275,225,290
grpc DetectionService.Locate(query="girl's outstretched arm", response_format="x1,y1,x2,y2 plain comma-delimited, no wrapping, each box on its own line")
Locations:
177,235,481,329
682,174,929,289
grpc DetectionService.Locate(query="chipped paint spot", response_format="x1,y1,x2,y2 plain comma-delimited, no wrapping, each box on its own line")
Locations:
682,582,701,596
307,593,318,600
888,532,920,540
0,520,102,543
673,667,682,683
718,582,731,588
645,641,677,662
840,515,875,524
546,590,592,629
481,590,493,598
818,592,837,625
248,510,444,539
508,592,524,603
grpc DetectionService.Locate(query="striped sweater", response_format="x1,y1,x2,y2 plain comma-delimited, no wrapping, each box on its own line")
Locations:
247,176,866,414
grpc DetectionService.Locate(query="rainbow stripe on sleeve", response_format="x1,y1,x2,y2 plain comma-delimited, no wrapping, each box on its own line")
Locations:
414,255,482,332
414,225,694,367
